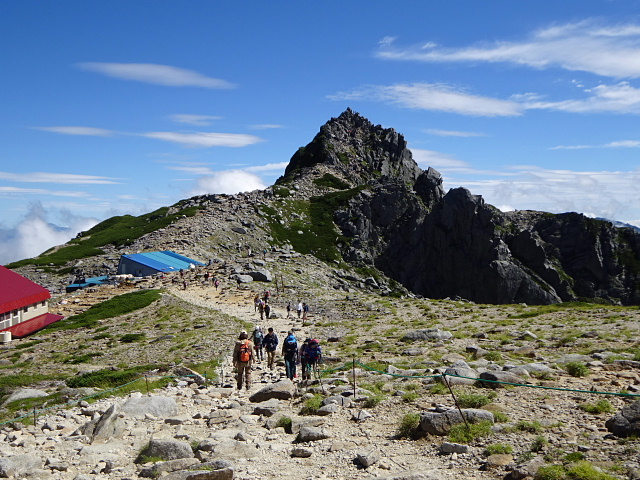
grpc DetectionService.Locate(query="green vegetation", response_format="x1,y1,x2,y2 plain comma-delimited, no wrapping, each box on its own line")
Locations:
300,394,324,415
535,460,618,480
313,173,350,190
448,420,493,443
515,420,545,434
46,290,161,331
265,186,364,263
397,412,421,439
579,399,614,414
457,392,496,408
531,435,548,452
402,391,419,403
276,416,292,432
565,362,590,377
119,333,146,343
66,365,165,389
6,204,202,268
484,443,513,456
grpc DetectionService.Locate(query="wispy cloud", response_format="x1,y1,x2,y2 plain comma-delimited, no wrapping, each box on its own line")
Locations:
141,131,264,148
426,129,487,137
0,186,90,197
329,83,522,117
525,82,640,114
167,165,215,175
168,114,222,126
376,20,640,78
245,162,288,172
550,138,640,149
33,126,115,136
77,62,236,89
0,172,121,184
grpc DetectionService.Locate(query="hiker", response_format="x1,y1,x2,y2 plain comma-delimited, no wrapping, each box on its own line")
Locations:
204,271,210,284
304,338,322,380
252,325,264,362
182,279,188,290
282,331,298,381
258,300,264,320
296,301,303,319
299,338,311,380
233,331,254,390
302,302,309,321
214,279,220,291
264,302,271,320
286,302,291,318
254,294,260,312
262,327,279,370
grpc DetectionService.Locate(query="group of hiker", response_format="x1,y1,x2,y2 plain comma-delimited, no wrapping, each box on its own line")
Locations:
232,326,322,390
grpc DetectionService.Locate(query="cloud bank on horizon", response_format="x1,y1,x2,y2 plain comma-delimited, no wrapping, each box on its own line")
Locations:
2,5,640,264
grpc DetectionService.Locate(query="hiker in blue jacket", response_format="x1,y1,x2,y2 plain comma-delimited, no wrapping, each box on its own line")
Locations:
282,331,298,380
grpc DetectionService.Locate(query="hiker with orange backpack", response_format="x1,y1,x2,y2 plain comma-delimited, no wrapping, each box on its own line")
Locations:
233,330,254,390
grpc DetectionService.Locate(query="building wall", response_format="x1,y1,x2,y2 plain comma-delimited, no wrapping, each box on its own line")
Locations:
118,258,160,277
0,300,49,330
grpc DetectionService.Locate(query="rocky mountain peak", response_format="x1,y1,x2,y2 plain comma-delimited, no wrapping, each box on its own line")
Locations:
281,108,422,186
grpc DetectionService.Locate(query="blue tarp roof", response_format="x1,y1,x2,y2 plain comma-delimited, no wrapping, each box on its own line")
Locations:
121,250,204,273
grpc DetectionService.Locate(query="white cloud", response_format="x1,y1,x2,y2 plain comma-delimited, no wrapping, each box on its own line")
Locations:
33,126,115,136
167,165,215,175
189,170,266,196
524,82,640,114
377,19,640,78
0,172,121,184
77,62,236,89
426,129,486,137
142,131,264,148
168,114,222,126
550,138,640,149
245,162,288,173
446,165,640,223
329,83,522,117
0,186,90,197
0,203,99,265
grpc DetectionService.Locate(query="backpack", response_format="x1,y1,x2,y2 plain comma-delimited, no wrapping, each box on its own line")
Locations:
284,337,297,353
254,330,263,345
307,340,321,362
239,340,252,362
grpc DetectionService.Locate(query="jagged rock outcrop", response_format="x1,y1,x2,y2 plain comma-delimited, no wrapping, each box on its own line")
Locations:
280,109,640,305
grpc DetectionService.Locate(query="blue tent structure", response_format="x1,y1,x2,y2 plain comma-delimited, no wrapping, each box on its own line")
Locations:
117,250,205,277
66,275,109,293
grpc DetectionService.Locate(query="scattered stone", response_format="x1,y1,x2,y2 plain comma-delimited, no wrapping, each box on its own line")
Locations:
291,447,313,458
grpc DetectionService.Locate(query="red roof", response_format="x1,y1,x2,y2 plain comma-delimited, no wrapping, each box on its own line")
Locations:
0,266,51,313
1,312,64,338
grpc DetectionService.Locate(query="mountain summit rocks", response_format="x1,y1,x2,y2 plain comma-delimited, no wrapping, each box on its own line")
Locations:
279,109,640,305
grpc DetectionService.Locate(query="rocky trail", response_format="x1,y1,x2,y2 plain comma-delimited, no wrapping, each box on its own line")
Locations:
3,278,640,480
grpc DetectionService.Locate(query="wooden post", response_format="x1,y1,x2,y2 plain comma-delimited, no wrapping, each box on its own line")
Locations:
33,407,37,426
352,356,357,398
145,375,150,396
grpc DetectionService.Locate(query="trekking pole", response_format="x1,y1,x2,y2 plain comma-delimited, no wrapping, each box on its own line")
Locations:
442,374,470,431
315,363,326,395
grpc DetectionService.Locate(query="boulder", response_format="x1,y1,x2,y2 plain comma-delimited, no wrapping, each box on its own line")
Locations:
606,400,640,437
248,268,272,282
249,380,295,402
252,399,282,417
2,388,48,406
297,426,331,442
478,371,527,388
0,454,42,478
356,449,380,468
401,329,453,342
121,395,178,418
142,438,194,461
443,361,478,386
419,408,494,436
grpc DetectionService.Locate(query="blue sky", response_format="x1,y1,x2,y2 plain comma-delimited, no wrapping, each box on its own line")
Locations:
2,1,640,264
